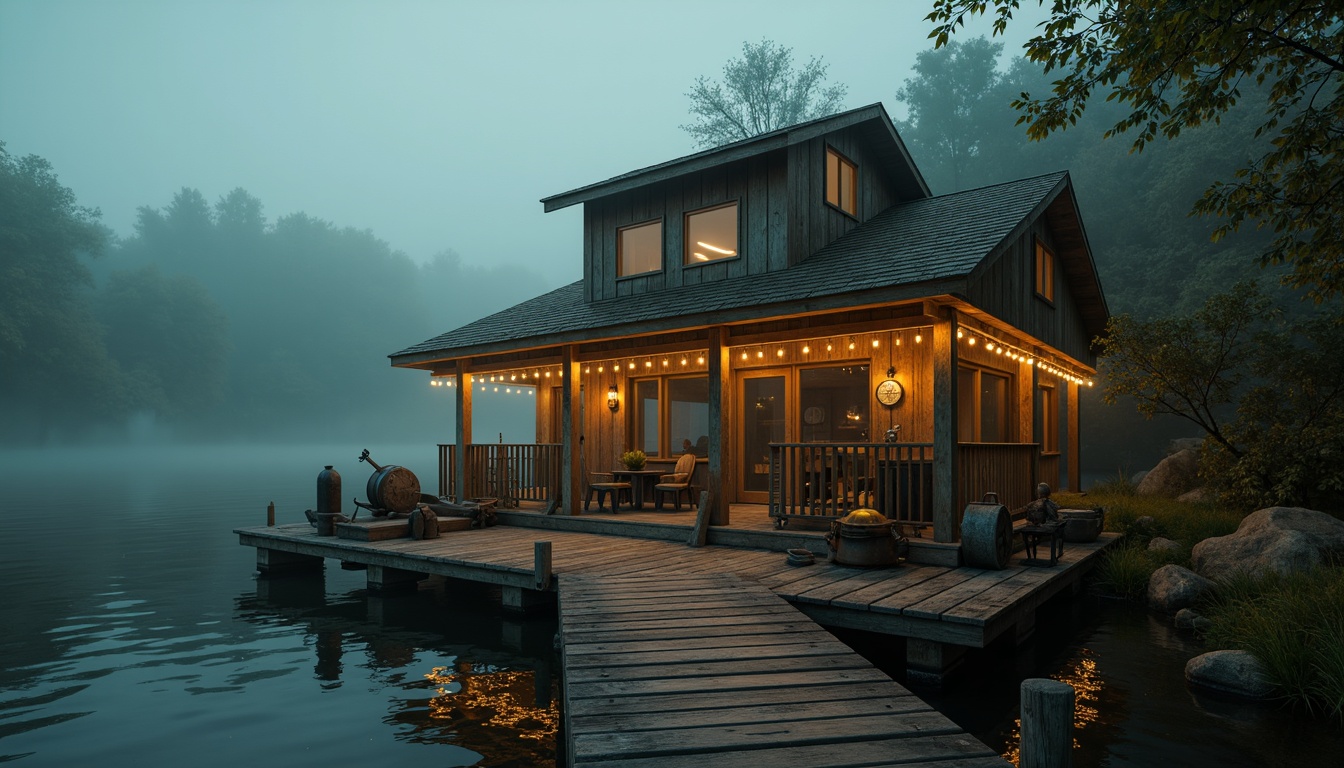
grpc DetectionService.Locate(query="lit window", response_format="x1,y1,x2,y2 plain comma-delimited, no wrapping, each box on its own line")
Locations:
635,380,659,455
685,203,738,265
826,147,858,216
957,366,1012,442
618,219,662,277
1035,239,1055,302
631,376,708,457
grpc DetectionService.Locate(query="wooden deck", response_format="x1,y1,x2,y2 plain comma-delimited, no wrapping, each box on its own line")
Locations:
559,573,1006,767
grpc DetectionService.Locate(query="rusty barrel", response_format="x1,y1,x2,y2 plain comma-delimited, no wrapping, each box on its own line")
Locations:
961,492,1013,569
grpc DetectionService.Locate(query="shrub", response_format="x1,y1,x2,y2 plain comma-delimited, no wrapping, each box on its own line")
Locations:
1093,542,1156,600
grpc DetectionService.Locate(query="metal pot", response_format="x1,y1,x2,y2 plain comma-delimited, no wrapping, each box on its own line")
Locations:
1059,508,1105,542
826,508,906,567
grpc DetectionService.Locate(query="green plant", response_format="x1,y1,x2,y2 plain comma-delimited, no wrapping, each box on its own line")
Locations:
1202,568,1344,719
620,450,647,470
1094,542,1155,600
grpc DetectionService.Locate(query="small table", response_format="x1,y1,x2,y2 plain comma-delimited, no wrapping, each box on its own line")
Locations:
611,469,664,510
1019,522,1065,567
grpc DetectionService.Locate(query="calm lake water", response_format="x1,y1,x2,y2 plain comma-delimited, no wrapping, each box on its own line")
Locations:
2,444,1341,766
0,444,559,767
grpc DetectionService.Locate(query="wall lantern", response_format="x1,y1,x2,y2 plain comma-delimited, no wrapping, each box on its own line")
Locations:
607,385,620,412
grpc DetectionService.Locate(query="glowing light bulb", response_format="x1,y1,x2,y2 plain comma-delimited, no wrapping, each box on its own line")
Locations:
802,345,810,354
915,334,922,343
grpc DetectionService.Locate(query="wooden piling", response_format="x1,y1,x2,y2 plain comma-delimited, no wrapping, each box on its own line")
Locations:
1020,678,1074,768
688,490,711,547
534,541,552,590
267,501,275,526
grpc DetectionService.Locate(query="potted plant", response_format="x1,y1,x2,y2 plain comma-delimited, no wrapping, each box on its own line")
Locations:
620,450,647,470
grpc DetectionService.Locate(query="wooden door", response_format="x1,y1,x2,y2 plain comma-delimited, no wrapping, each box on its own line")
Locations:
737,369,791,504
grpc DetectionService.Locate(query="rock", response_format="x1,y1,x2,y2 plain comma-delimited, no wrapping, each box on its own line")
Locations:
1149,537,1182,555
1191,506,1344,581
1137,448,1201,497
1134,515,1156,530
1178,487,1212,503
1174,608,1212,632
1185,650,1274,699
1169,437,1205,454
1148,564,1215,613
1131,470,1149,486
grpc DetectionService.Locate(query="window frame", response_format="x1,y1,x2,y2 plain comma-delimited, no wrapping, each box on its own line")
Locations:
1039,383,1059,454
825,146,859,218
1035,237,1056,305
683,201,741,268
616,218,664,279
628,373,710,459
957,363,1016,443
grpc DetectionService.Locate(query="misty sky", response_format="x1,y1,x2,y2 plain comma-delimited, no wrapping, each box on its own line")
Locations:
1,0,1045,288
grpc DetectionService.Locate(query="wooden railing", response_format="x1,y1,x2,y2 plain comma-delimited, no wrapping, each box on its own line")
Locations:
768,443,936,528
437,444,563,506
956,442,1039,518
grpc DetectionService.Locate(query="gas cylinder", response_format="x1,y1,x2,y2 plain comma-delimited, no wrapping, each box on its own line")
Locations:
316,465,342,516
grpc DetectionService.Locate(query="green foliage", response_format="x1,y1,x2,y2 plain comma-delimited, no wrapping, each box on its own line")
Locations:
620,450,647,470
1202,567,1344,718
894,36,1007,192
682,39,847,148
1093,541,1156,599
1100,284,1344,508
927,0,1344,302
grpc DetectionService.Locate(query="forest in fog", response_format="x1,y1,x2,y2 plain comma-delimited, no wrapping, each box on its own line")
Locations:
0,31,1326,482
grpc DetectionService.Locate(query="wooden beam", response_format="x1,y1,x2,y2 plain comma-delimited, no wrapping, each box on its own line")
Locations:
1067,381,1080,492
562,345,583,515
455,362,472,503
707,327,732,525
932,312,959,544
726,312,934,347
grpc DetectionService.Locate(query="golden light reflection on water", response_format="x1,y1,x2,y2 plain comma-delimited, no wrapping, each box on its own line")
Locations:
1000,648,1105,765
424,662,559,742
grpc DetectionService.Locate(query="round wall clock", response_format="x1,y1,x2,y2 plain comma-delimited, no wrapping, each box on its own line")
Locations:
803,406,825,425
876,379,904,407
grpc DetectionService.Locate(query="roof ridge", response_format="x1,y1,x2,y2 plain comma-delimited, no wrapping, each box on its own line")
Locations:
925,170,1068,200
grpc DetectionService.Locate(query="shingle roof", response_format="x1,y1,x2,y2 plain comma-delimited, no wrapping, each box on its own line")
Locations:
392,171,1070,364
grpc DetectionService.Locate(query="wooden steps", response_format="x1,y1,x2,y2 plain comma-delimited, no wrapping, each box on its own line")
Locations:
558,573,1008,768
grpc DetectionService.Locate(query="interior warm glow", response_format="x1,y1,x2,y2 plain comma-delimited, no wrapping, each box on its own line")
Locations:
696,241,735,255
693,252,709,261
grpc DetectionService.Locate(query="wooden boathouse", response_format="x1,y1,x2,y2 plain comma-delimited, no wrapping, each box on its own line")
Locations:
391,101,1108,559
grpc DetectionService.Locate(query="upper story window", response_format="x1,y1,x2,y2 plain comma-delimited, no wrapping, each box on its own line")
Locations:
826,147,858,216
685,202,738,265
1035,238,1055,303
618,219,662,277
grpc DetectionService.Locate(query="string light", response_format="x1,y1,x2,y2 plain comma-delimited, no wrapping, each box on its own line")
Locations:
872,339,879,348
802,344,810,354
915,334,922,343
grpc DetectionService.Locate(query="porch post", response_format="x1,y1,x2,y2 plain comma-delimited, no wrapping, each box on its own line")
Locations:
1067,380,1080,492
932,311,959,543
707,327,732,525
455,361,472,502
561,344,583,515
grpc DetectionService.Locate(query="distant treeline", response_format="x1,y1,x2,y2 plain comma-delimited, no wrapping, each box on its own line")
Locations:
0,143,549,445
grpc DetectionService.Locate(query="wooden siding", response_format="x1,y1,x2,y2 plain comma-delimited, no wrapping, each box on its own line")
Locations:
966,219,1096,365
786,127,904,267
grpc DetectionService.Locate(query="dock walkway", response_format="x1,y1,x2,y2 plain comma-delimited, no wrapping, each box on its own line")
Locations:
559,573,1006,767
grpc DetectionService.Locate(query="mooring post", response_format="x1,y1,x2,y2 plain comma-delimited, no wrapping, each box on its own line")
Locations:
688,491,712,547
1020,678,1074,768
267,501,275,526
534,541,552,591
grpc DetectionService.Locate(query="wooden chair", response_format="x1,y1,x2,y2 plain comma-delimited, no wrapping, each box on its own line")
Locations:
653,452,697,511
585,472,632,513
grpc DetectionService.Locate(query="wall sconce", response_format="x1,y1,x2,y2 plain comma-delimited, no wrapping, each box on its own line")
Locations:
607,385,620,412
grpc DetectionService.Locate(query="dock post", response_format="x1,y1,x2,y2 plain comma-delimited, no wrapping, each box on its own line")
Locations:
534,541,552,591
366,565,425,593
1020,678,1074,768
501,585,552,614
905,639,966,687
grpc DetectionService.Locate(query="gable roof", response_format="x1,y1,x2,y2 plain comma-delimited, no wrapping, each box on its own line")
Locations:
392,171,1106,366
540,103,930,212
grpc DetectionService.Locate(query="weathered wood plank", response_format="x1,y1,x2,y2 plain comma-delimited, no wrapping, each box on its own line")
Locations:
573,736,1004,768
565,639,847,669
568,695,934,735
565,651,869,684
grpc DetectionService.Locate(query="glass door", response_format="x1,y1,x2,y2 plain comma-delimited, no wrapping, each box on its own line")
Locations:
738,370,789,504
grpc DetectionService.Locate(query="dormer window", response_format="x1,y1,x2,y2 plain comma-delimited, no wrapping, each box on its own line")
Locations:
618,219,662,277
826,147,857,216
684,202,738,266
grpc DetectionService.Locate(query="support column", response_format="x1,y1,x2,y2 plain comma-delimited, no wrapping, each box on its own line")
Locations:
501,585,553,614
1067,381,1080,492
455,361,473,502
906,638,967,688
932,312,959,543
561,345,583,516
366,564,425,593
707,327,732,525
256,547,323,577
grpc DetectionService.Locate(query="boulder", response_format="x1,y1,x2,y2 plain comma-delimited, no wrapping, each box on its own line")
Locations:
1130,470,1149,487
1174,608,1212,632
1137,448,1201,497
1191,506,1344,581
1169,437,1205,454
1148,564,1215,613
1185,650,1274,699
1149,537,1183,555
1178,487,1212,504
